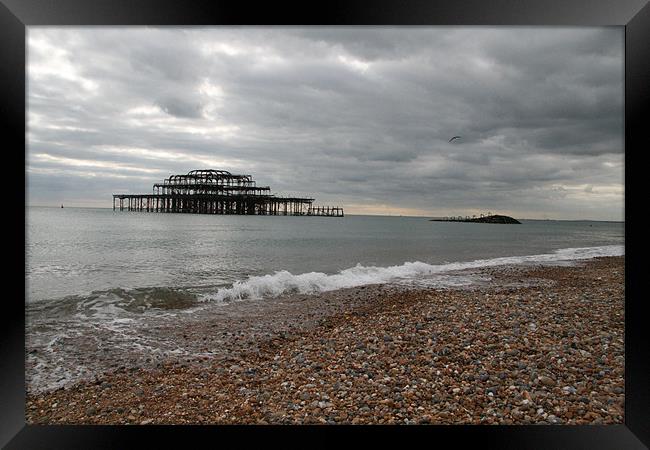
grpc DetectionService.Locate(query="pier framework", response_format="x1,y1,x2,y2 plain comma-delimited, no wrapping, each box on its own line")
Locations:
113,169,343,217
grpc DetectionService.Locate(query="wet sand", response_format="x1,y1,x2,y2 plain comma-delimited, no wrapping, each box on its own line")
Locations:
26,256,624,425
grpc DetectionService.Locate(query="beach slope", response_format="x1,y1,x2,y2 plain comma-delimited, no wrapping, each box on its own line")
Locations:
26,256,624,425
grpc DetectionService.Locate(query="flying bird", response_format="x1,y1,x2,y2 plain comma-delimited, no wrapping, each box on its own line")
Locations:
448,136,462,143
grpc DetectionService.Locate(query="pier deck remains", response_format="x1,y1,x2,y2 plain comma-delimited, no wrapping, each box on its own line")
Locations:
113,169,343,217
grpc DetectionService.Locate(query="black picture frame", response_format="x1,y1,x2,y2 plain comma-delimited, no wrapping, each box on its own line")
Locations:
2,0,648,448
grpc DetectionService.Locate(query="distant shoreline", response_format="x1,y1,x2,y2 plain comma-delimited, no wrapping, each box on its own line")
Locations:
25,205,625,223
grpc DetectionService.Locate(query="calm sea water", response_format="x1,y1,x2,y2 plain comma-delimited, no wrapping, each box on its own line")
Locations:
25,206,624,392
27,206,624,304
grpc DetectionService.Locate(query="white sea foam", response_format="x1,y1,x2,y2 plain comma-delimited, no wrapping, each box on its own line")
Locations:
205,245,624,302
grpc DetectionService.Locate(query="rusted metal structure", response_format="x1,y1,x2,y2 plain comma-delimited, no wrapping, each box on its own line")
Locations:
113,169,344,217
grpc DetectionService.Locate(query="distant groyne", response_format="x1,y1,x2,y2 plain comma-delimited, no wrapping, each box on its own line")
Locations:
430,214,521,224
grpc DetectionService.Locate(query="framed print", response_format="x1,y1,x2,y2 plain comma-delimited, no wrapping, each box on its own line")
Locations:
1,0,648,448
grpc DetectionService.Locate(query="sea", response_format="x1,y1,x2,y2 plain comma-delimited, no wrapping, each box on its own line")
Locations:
25,206,624,392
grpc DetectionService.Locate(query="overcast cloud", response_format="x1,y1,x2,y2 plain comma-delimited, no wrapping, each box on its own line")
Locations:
27,27,624,220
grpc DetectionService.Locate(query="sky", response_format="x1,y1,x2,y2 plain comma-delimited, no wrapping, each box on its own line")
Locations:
27,27,624,220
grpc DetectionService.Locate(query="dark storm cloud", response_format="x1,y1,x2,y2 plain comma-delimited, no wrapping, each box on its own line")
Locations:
27,27,623,219
155,96,205,119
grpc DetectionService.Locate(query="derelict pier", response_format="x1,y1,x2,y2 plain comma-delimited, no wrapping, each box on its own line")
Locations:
113,169,343,217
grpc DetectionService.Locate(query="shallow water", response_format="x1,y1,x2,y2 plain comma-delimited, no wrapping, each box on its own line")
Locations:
26,206,623,303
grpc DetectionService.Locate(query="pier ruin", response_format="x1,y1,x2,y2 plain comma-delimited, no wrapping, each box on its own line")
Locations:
113,169,344,217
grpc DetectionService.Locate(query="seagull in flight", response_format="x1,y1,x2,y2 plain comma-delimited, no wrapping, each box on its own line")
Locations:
448,136,462,143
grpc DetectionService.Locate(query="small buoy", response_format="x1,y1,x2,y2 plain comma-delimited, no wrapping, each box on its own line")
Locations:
61,204,64,208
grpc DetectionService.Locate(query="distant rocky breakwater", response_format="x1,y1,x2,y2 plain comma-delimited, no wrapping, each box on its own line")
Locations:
430,214,522,224
26,257,623,425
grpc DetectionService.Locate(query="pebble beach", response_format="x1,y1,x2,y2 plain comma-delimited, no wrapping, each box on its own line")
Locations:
26,256,624,425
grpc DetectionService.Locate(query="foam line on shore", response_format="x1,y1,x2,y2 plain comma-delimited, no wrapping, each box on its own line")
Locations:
205,245,624,302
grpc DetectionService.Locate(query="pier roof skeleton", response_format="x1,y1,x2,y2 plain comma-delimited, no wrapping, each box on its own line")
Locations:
113,169,343,217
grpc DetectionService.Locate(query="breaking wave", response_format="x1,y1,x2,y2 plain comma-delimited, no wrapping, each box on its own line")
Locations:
205,245,623,302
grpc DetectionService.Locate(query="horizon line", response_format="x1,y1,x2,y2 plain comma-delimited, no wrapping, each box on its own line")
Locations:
26,204,625,223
